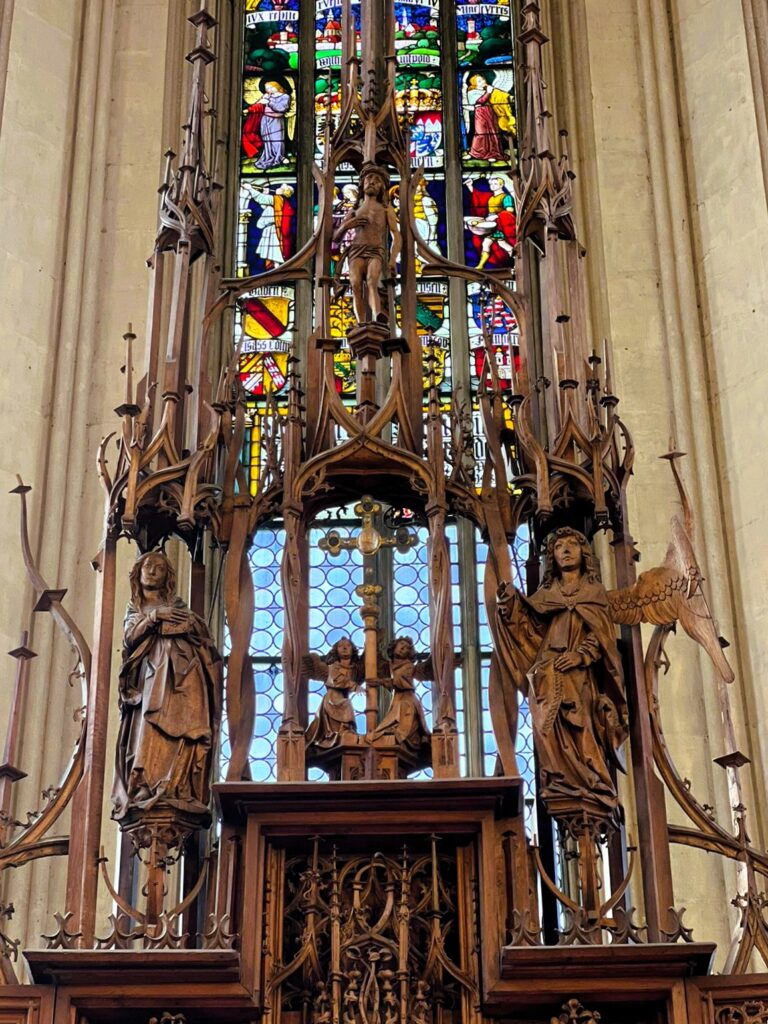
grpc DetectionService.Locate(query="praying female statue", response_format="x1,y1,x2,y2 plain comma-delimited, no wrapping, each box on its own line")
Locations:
112,552,222,822
496,528,628,820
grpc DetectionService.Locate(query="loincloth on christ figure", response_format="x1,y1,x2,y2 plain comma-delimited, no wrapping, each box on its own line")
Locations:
343,242,387,265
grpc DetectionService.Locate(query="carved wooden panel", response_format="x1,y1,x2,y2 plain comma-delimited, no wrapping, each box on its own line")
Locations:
687,977,768,1024
260,833,481,1024
713,1003,768,1024
0,989,54,1024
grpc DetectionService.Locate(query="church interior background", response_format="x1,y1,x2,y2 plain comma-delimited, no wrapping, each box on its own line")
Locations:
0,0,767,1021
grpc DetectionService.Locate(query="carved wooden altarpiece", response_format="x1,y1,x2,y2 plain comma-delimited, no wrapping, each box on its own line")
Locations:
0,3,766,1024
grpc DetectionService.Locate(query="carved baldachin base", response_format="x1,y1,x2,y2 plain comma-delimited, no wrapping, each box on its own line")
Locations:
347,320,391,360
548,798,620,840
306,732,369,781
276,722,306,781
367,736,431,780
117,804,208,864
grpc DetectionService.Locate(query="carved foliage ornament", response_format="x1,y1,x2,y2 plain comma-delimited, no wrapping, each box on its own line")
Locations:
715,1003,768,1024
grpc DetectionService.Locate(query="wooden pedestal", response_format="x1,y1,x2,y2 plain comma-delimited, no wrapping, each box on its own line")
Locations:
16,778,768,1024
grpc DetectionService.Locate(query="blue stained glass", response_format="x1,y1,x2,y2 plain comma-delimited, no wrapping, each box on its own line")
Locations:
476,528,530,785
326,565,349,586
481,675,535,801
396,564,418,586
250,527,285,656
398,606,419,627
393,527,430,651
315,1,361,69
308,518,364,653
220,527,286,781
250,663,284,780
326,607,351,628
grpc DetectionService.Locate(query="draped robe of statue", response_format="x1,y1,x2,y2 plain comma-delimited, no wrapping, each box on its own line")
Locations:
112,597,222,821
499,577,628,817
369,654,431,757
305,658,359,750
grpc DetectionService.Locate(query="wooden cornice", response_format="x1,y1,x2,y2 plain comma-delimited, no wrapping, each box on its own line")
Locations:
484,942,716,1013
24,949,242,989
215,776,522,826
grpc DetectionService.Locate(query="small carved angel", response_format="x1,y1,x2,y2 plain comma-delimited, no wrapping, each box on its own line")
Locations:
303,637,364,750
368,636,432,756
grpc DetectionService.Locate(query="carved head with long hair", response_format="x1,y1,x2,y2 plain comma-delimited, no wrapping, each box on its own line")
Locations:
540,527,601,588
387,635,417,662
128,551,177,607
360,162,390,204
326,636,360,664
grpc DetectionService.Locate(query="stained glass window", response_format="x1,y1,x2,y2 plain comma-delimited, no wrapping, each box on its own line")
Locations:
456,2,514,66
229,0,528,792
394,2,441,65
221,524,286,781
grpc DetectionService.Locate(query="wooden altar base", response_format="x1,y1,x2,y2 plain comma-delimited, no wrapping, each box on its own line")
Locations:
15,779,768,1024
487,943,716,1016
215,776,522,1005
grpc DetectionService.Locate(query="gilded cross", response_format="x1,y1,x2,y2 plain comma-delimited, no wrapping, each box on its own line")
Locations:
318,496,418,730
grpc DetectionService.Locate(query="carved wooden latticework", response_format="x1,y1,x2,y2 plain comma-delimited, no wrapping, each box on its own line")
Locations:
262,836,480,1024
714,1004,768,1024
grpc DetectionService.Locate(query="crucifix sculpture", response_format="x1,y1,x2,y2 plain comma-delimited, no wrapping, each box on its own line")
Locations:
307,497,429,779
319,496,417,724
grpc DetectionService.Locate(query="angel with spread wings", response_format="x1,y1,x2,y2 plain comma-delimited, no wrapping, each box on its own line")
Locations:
497,519,733,820
303,637,365,752
368,636,432,760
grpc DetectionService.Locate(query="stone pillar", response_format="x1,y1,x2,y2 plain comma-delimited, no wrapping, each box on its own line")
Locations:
0,0,186,947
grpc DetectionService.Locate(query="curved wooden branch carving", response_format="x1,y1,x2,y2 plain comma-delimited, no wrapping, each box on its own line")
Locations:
0,483,92,869
647,626,768,877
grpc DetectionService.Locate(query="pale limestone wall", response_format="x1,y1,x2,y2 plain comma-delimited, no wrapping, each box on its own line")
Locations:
671,0,768,852
0,0,183,949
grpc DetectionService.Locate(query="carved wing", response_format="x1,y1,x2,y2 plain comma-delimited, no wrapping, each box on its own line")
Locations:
608,513,734,684
302,653,329,681
352,656,367,684
412,657,433,683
